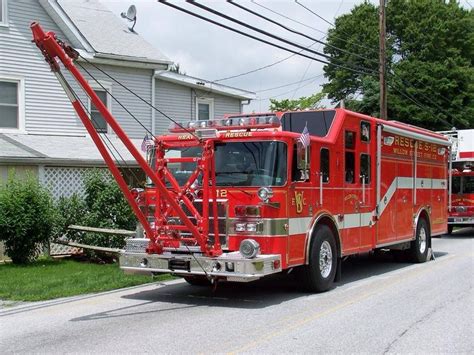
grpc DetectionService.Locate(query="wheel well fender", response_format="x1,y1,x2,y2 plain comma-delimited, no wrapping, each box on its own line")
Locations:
305,213,341,265
414,207,431,246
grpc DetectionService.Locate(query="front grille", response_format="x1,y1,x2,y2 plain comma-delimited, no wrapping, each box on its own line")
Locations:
173,199,228,248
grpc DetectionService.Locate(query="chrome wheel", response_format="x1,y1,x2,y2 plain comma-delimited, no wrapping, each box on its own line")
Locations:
418,227,427,254
319,240,333,278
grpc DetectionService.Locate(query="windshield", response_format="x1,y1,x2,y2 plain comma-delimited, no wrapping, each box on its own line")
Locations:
214,141,287,186
163,141,287,187
451,176,474,194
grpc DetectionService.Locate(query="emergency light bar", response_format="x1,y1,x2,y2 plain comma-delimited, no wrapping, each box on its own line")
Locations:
168,115,280,133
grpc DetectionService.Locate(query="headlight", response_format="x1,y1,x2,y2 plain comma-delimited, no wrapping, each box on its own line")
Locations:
257,186,273,203
245,223,258,232
234,221,263,234
235,222,247,232
239,239,260,259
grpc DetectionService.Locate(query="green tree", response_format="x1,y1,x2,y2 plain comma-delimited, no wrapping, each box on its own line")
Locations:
0,175,55,264
269,92,326,112
323,0,473,130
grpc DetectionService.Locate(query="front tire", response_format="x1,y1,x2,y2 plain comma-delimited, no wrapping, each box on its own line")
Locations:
408,218,430,263
299,225,337,292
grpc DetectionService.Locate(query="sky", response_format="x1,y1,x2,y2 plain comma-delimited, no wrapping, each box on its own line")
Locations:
101,0,472,114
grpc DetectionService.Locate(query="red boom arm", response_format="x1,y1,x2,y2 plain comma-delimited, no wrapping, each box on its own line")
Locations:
31,22,222,256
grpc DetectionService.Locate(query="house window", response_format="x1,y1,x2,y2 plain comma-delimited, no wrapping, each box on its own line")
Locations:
0,78,24,131
88,86,111,133
0,0,8,26
196,97,214,120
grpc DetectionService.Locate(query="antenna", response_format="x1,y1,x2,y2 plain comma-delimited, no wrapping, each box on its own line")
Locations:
121,5,137,32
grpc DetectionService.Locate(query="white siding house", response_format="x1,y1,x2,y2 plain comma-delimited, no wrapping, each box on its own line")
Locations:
0,0,255,197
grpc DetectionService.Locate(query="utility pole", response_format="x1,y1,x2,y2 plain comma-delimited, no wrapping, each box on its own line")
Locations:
379,0,387,120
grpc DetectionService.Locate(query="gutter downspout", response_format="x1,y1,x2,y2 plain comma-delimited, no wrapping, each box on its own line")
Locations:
151,74,156,135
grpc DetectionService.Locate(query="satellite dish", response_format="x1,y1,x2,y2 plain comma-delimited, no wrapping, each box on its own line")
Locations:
120,5,137,32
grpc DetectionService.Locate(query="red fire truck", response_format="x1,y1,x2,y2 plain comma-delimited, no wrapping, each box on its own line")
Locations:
31,23,451,292
440,129,474,234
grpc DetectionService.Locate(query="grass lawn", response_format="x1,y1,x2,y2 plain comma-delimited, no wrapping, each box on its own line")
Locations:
0,258,172,302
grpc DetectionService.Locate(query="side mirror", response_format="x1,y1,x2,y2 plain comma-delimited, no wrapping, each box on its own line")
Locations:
295,140,309,181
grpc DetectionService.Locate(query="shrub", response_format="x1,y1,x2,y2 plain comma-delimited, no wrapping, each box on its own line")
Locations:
80,171,137,249
0,175,55,264
52,194,88,240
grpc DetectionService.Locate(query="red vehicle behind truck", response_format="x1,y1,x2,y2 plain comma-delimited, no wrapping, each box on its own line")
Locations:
31,23,451,292
440,129,474,234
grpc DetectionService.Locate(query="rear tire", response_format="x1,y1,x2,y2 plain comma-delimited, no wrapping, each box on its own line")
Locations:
408,218,430,263
299,225,337,292
183,276,211,286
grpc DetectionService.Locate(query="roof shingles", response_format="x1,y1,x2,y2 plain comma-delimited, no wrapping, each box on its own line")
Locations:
57,0,170,64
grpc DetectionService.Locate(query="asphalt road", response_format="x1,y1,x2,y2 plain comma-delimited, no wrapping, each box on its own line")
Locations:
1,228,473,354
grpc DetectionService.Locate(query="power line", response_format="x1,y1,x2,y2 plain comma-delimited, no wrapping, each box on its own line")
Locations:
251,0,378,55
294,0,336,28
227,0,378,66
388,73,466,127
258,77,322,101
164,1,376,77
387,82,452,127
289,0,347,100
226,0,376,101
334,0,345,18
188,1,339,64
213,39,323,82
251,0,326,35
256,72,325,93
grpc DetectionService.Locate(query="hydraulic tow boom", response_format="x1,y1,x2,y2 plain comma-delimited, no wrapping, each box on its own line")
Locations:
30,22,222,256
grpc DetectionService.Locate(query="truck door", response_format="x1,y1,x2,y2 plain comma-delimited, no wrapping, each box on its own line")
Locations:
342,129,362,253
376,129,397,245
288,142,313,265
343,121,376,252
395,138,414,241
358,120,375,250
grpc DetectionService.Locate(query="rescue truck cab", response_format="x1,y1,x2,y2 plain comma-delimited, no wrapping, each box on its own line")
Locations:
440,129,474,234
121,109,450,292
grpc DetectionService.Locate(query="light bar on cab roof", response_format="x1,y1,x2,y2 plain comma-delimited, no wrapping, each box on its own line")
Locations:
168,115,280,133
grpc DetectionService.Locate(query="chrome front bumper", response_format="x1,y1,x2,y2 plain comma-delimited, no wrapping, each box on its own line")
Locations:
448,216,474,224
120,251,282,282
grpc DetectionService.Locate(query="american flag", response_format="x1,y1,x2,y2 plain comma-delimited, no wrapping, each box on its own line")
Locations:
298,125,310,148
141,133,153,152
